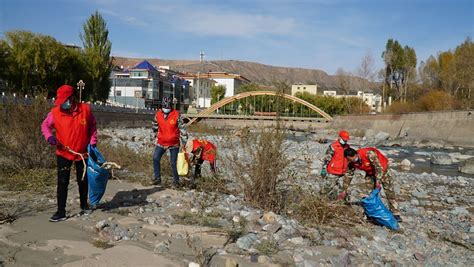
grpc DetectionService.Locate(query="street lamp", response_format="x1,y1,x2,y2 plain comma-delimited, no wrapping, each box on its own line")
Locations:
77,80,85,103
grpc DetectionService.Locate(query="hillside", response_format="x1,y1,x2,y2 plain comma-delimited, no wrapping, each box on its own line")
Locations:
113,57,377,92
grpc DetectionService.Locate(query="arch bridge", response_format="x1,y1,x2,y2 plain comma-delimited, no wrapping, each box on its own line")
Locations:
185,91,333,126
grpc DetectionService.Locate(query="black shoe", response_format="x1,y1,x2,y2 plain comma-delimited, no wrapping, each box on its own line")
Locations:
394,215,403,222
152,179,162,186
171,182,180,189
49,212,67,222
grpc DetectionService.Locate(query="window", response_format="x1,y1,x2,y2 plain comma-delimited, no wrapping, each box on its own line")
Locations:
116,90,122,96
303,87,306,90
297,87,300,89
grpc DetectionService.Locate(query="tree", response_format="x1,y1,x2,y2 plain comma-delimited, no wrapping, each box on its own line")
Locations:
210,85,226,104
382,38,417,102
236,83,261,93
335,68,352,95
453,37,474,103
357,52,376,82
80,11,112,102
1,31,84,96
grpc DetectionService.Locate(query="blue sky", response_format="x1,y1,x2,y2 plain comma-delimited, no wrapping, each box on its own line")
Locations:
1,0,473,74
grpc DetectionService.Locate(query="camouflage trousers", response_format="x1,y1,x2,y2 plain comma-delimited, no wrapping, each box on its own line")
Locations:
321,174,343,200
367,169,400,216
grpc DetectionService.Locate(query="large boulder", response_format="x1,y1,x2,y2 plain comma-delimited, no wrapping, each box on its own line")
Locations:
459,158,474,175
430,152,453,165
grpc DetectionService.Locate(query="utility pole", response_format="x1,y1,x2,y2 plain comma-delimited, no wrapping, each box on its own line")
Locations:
196,51,204,108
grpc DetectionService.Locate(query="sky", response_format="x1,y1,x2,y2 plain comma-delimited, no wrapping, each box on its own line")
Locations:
0,0,473,74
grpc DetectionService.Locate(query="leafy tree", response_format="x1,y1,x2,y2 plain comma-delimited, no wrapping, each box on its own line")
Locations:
382,39,417,102
210,85,226,104
1,31,84,96
80,11,112,102
453,37,474,103
236,83,261,94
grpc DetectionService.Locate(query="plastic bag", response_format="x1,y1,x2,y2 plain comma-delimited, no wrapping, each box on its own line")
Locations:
360,188,399,230
87,145,109,206
177,152,189,176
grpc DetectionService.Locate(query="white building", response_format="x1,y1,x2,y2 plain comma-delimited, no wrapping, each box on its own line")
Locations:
181,74,216,108
199,72,251,97
291,84,318,96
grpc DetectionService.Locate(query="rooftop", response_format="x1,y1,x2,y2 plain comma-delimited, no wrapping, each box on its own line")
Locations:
131,60,158,72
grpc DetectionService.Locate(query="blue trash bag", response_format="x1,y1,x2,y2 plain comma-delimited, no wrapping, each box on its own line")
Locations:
360,188,399,230
87,145,109,206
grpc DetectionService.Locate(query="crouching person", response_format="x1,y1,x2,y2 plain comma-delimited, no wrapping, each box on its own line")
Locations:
341,147,402,222
185,139,217,186
41,85,97,222
152,97,188,188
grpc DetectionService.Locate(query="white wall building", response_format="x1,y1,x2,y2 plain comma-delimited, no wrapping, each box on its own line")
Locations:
291,84,318,96
182,74,216,108
200,72,251,97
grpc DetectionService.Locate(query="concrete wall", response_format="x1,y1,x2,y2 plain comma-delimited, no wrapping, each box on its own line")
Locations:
95,111,153,128
330,110,474,147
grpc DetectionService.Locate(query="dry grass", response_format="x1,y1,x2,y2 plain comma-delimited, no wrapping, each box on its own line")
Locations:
256,239,280,256
0,97,55,171
195,174,231,194
0,168,56,194
187,123,222,135
290,192,365,228
227,125,290,212
91,239,114,249
98,141,171,185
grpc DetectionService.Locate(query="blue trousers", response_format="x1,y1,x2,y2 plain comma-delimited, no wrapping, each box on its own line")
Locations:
153,146,179,184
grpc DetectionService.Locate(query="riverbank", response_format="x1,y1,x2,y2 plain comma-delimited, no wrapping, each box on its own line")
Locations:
1,127,472,266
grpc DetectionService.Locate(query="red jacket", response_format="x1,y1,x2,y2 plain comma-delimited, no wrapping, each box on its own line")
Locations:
51,103,92,161
353,147,388,176
192,139,217,164
156,110,180,147
327,140,349,175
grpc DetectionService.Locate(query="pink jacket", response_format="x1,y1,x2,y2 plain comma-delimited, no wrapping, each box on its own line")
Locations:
41,110,98,145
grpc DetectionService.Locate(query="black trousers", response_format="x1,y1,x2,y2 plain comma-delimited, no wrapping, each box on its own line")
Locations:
57,155,88,214
194,159,216,179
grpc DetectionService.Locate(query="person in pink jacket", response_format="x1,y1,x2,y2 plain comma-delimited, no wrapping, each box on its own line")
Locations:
41,85,98,222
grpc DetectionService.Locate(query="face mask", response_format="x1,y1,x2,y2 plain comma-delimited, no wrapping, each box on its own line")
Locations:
162,108,171,114
339,138,346,145
61,100,72,110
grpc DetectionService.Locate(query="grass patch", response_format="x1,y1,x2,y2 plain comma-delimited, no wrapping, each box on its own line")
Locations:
187,123,222,135
98,141,172,185
195,174,231,194
173,211,222,228
91,239,114,249
290,192,364,227
0,168,55,195
224,218,248,246
256,239,280,256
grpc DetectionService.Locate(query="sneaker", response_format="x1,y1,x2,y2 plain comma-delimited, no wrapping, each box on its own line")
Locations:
394,215,403,222
152,179,162,186
78,209,93,216
49,212,67,222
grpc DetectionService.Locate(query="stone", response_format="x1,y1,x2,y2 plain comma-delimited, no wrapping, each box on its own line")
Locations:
236,233,258,250
415,158,426,162
411,188,428,199
262,223,282,234
450,207,469,216
188,262,200,267
414,253,426,261
95,220,108,230
400,159,412,170
446,197,456,204
154,241,170,254
263,211,278,224
374,131,390,143
288,237,305,245
458,158,474,175
430,152,453,165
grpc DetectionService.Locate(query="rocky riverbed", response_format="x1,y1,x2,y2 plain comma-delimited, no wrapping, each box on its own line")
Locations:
0,127,473,266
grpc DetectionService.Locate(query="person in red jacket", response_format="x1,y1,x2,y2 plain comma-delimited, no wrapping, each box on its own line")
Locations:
152,97,188,188
320,130,350,199
342,147,402,222
41,85,98,222
185,139,217,186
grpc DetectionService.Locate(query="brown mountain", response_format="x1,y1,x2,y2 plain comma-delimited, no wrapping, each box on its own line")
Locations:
113,57,376,92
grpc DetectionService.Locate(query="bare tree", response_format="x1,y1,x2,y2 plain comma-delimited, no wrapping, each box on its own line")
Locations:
357,52,376,82
336,67,352,95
